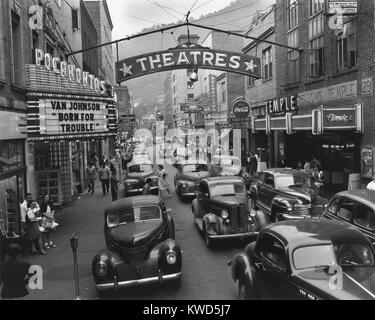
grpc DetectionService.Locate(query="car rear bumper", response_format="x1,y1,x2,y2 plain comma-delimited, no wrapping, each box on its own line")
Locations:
209,232,259,240
96,272,181,291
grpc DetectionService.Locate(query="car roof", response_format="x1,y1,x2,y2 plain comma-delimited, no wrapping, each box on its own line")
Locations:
335,190,375,208
105,196,162,214
263,219,371,251
180,160,208,165
261,168,307,175
203,176,244,185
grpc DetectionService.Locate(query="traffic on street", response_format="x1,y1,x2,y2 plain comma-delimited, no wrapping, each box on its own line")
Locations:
1,0,375,303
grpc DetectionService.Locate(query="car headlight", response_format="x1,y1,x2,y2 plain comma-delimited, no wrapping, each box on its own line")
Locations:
182,183,188,188
95,261,107,277
221,210,229,220
166,250,177,265
249,210,257,217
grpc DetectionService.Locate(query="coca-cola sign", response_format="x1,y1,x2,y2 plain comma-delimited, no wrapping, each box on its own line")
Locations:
232,98,250,119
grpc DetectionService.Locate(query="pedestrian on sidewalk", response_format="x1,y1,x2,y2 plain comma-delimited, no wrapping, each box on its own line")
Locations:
86,162,96,194
0,244,31,299
25,201,46,255
98,163,110,195
110,160,120,201
40,194,58,249
157,165,171,198
249,152,258,180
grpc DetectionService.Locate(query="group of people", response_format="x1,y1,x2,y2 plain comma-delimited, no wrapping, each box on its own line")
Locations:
86,158,121,202
297,158,325,187
20,193,58,256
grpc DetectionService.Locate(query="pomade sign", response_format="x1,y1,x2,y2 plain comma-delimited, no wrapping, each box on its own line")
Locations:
39,99,108,135
116,48,261,82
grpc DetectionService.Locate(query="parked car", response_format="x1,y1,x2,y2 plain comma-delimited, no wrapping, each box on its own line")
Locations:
322,189,375,245
124,161,158,197
191,177,267,248
250,168,328,222
92,196,182,292
229,219,375,300
210,155,243,177
174,161,210,201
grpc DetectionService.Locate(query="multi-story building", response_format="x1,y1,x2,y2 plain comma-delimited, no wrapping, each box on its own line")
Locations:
84,0,114,85
22,0,116,210
243,5,277,167
163,73,174,129
0,0,31,254
270,0,370,190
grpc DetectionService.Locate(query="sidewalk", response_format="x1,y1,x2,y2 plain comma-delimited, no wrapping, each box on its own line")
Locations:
21,182,112,300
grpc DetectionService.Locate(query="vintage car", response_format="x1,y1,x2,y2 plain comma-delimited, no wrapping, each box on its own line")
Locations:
229,219,375,300
92,196,182,292
192,177,267,248
250,168,328,222
322,189,375,245
209,155,243,177
124,161,158,197
174,161,210,201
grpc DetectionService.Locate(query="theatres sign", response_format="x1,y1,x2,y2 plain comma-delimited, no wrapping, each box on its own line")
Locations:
116,47,261,82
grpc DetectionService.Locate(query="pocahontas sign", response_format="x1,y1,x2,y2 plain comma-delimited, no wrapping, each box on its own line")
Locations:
116,44,261,82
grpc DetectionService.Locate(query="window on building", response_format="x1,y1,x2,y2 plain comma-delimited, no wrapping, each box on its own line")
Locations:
187,93,194,99
247,76,255,87
72,8,79,31
32,30,39,62
187,81,194,89
337,20,357,70
11,11,22,85
263,47,272,80
287,0,298,30
308,10,324,78
287,29,300,83
309,0,324,16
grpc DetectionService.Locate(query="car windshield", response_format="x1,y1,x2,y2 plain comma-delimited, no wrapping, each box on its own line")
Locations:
210,182,246,197
128,164,152,173
107,206,161,227
275,173,311,189
333,242,375,267
183,164,208,173
293,245,337,270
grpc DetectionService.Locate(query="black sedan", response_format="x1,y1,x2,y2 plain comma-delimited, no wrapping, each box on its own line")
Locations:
322,189,375,245
124,161,159,196
192,177,267,248
174,161,210,201
92,196,182,292
250,168,328,222
230,219,375,300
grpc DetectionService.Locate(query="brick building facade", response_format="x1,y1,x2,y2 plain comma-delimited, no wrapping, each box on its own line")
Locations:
251,0,373,189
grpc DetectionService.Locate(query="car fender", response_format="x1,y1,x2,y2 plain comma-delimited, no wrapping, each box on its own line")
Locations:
153,239,182,271
203,213,221,235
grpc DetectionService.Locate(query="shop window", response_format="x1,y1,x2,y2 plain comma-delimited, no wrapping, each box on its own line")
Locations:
11,11,23,85
337,20,357,70
0,141,25,174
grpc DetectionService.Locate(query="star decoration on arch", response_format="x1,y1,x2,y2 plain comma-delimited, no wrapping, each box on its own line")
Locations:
120,63,133,76
244,60,257,73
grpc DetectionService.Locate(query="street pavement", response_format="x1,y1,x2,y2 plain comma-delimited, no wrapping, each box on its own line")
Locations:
20,160,241,300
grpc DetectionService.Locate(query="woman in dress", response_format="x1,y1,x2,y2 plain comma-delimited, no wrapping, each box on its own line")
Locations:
157,165,171,198
25,201,46,255
40,194,57,249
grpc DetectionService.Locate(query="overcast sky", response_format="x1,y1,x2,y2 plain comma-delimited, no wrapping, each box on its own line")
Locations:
107,0,235,40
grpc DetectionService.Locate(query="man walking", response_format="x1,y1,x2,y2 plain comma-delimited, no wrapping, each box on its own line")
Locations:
98,163,110,195
110,160,120,201
249,152,258,180
86,162,96,194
